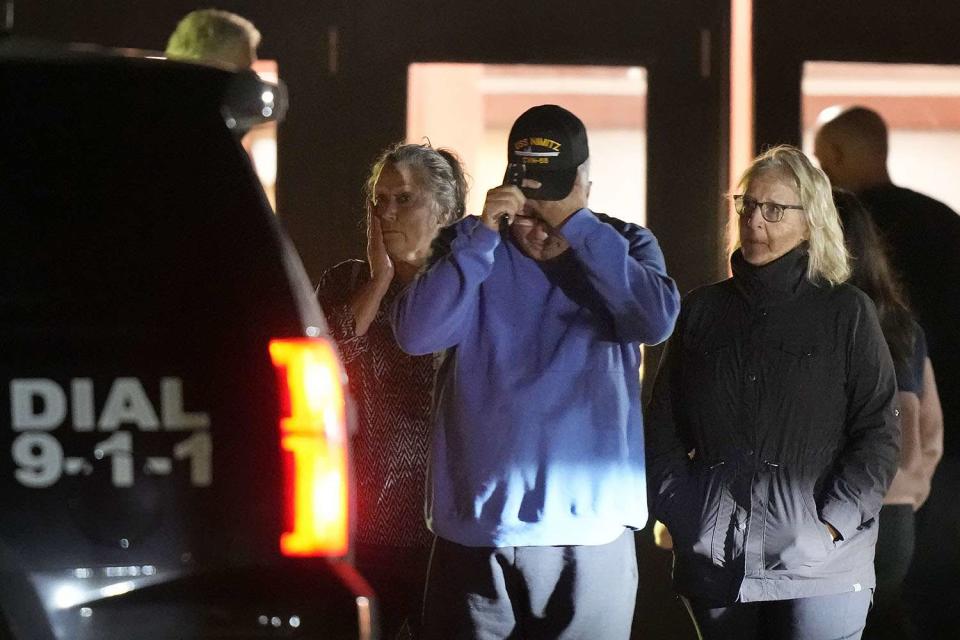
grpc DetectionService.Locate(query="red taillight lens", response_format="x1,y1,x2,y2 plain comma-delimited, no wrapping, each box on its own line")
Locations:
269,338,350,557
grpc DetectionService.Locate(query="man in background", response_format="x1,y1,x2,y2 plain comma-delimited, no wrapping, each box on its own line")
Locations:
815,105,960,639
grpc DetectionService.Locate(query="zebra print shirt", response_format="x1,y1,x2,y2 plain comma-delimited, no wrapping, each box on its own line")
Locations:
316,260,434,549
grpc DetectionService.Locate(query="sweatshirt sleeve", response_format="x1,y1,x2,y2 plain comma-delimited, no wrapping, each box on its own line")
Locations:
818,294,900,539
561,210,680,345
391,217,501,355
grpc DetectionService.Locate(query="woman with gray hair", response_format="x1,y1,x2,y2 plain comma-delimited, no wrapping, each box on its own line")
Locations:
316,142,466,639
646,145,899,639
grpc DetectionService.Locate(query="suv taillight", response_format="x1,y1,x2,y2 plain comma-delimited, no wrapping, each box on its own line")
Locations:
269,338,350,558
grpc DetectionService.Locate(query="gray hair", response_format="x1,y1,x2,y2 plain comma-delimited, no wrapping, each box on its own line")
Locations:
364,142,468,226
737,145,850,285
165,9,261,68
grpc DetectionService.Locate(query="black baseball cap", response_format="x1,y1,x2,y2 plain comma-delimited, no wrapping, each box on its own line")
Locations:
507,104,589,201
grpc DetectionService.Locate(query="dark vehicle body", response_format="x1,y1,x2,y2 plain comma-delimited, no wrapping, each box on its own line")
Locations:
0,41,375,639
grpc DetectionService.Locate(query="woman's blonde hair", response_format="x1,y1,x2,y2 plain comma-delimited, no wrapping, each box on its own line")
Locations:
737,144,850,285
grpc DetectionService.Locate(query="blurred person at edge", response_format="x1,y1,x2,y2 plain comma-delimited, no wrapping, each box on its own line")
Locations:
833,188,943,640
392,105,680,640
815,107,960,638
315,142,467,640
646,145,899,640
165,8,260,69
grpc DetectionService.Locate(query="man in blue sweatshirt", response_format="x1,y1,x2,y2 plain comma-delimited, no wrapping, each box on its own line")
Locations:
392,104,680,639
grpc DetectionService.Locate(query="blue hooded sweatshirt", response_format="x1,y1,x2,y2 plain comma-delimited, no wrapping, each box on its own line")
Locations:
391,209,679,547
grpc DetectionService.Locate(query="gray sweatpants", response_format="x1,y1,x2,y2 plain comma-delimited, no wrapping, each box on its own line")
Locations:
684,589,873,640
421,529,638,640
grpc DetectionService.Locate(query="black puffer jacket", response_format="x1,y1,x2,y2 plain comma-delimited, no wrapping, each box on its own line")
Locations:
646,245,899,602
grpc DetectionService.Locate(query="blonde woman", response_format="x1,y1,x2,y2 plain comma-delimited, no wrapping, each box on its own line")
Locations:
647,145,899,639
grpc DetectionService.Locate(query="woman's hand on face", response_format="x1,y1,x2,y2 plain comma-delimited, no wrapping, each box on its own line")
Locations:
480,185,525,231
367,214,394,284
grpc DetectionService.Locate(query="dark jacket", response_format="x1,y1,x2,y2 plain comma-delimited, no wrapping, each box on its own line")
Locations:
646,246,899,602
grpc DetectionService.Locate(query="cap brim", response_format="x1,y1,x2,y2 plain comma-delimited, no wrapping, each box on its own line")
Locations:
520,166,578,201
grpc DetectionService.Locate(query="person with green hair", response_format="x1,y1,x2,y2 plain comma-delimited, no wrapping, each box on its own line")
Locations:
165,8,261,69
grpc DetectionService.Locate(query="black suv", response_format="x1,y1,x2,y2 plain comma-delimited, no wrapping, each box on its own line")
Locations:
0,40,375,639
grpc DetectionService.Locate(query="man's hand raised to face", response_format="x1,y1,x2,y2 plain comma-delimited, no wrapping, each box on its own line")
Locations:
524,165,590,230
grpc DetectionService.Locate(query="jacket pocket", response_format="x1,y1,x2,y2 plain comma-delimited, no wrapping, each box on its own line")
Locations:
768,339,841,400
662,465,724,565
803,490,837,556
762,475,833,570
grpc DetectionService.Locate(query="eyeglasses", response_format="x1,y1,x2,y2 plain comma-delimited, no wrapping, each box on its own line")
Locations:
511,214,545,227
732,194,804,223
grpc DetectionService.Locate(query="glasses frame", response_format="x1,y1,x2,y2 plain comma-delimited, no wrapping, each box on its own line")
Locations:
511,213,548,227
732,194,804,223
